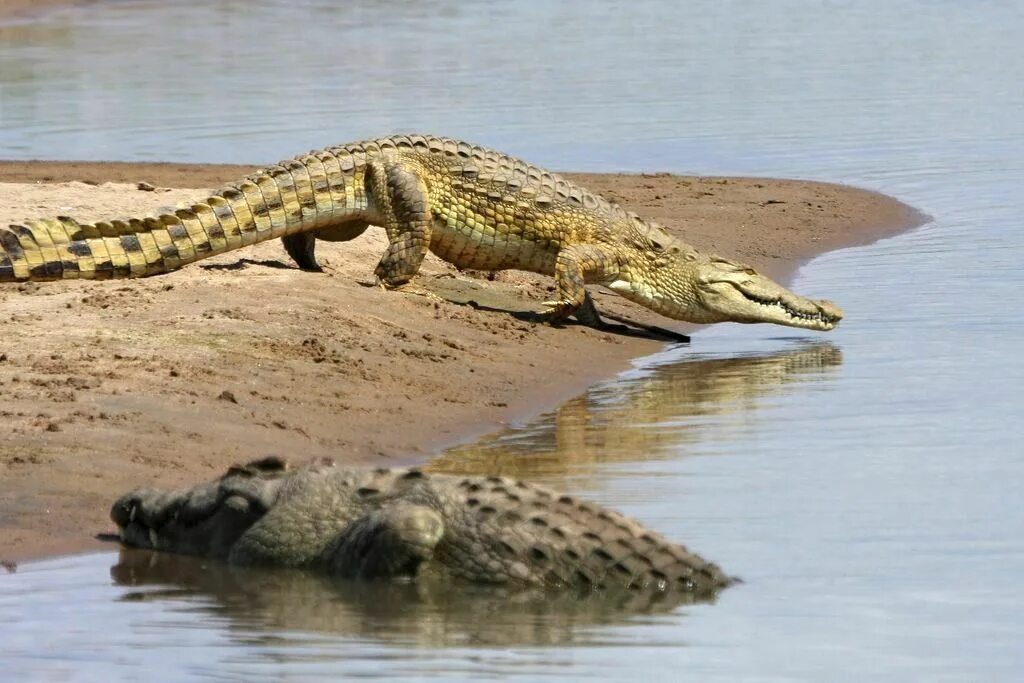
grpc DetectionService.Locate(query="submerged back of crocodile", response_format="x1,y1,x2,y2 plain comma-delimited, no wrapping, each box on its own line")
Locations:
112,457,733,596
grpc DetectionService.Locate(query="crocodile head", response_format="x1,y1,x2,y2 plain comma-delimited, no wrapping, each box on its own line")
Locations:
687,255,843,330
607,227,843,331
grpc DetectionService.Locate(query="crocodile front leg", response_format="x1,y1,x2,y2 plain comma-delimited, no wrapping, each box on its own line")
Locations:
326,504,445,580
541,244,618,326
365,158,432,287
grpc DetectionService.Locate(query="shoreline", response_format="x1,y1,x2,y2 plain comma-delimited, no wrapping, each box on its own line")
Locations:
0,160,923,565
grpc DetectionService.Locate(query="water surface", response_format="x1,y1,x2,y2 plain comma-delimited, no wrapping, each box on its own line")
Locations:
1,1,1023,681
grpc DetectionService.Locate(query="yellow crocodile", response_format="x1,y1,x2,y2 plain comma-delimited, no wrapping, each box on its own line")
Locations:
0,135,841,330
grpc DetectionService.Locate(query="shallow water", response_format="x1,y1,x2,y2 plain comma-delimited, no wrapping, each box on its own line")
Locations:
2,0,1023,681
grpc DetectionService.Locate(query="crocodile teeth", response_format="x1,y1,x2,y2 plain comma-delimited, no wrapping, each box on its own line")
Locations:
755,298,831,323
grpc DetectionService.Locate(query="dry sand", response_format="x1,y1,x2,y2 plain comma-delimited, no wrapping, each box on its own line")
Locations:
0,160,920,563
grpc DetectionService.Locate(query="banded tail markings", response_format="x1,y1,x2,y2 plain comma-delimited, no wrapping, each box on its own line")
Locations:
228,184,267,248
149,216,183,272
87,230,118,280
130,219,165,274
0,173,346,282
254,174,287,238
0,229,30,280
207,196,243,252
51,216,84,242
284,159,319,230
169,210,200,263
38,218,72,248
322,149,360,214
0,246,15,280
107,220,144,277
70,219,103,240
110,220,130,237
40,220,82,279
27,221,63,278
65,236,96,277
317,150,346,212
101,227,133,278
12,224,45,273
304,154,335,218
266,166,301,237
119,233,149,277
192,203,226,255
94,221,120,239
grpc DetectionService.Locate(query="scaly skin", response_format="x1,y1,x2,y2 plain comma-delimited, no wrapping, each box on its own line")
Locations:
1,135,842,330
111,456,734,596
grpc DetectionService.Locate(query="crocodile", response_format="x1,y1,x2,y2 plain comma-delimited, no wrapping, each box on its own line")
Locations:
1,134,841,330
111,456,735,596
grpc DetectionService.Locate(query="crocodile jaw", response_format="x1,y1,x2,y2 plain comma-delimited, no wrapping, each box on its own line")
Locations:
710,283,843,330
696,259,843,331
607,258,842,331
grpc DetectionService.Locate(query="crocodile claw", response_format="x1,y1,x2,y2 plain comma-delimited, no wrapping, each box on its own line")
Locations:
538,299,575,323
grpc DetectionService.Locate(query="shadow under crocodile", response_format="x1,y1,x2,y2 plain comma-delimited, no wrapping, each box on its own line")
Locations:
110,548,715,648
418,273,693,342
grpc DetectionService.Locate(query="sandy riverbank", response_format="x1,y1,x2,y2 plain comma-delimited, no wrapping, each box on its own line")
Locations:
0,160,919,563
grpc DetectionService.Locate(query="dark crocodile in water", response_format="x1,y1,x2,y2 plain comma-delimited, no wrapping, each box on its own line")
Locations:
112,456,734,596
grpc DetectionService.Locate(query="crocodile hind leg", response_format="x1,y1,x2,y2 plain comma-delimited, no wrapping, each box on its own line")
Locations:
281,220,373,272
365,158,432,287
281,233,321,271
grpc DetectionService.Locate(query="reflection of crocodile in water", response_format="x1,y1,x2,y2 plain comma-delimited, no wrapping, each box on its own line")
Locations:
111,548,710,648
3,135,841,331
112,456,733,596
431,342,842,477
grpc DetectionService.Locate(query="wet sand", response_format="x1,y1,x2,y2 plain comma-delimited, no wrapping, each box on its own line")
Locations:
0,160,919,563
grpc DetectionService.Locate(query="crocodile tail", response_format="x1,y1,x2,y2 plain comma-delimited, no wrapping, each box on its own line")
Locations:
526,488,737,594
0,150,356,282
446,475,736,594
0,200,237,281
